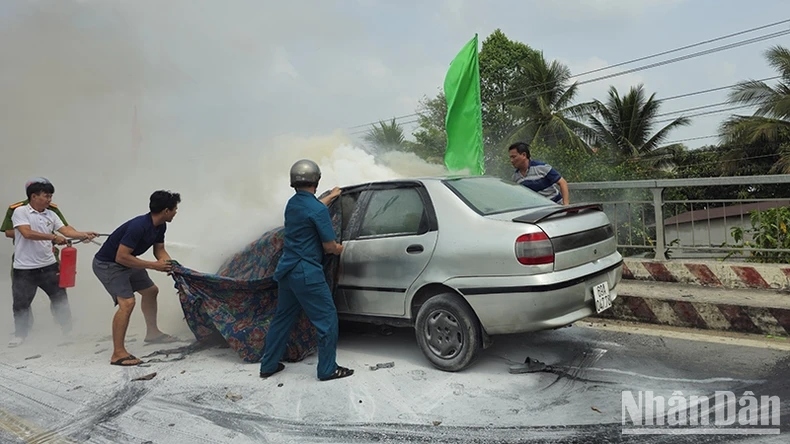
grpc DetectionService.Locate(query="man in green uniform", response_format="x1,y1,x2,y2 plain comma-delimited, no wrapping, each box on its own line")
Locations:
2,177,69,274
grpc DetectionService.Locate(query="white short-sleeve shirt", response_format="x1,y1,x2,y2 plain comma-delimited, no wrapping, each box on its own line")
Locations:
12,204,65,269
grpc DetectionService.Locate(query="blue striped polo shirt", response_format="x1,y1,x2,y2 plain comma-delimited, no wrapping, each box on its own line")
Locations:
512,160,563,203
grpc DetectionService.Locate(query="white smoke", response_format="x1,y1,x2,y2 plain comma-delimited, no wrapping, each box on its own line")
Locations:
0,1,448,342
170,130,448,274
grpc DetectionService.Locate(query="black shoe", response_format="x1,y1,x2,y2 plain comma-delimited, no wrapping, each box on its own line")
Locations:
319,365,354,381
260,362,285,378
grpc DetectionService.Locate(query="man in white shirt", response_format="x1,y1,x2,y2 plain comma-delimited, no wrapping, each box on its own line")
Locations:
9,178,98,347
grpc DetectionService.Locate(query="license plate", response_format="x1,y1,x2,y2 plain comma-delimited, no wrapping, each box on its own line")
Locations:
593,281,611,313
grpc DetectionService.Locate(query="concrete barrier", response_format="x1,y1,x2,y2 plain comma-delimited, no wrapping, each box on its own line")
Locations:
589,258,790,337
622,258,790,291
595,280,790,337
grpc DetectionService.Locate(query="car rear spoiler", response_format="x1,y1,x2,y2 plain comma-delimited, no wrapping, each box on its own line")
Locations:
512,203,603,224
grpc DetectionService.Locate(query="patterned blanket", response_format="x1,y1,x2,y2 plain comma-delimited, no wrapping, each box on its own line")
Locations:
169,193,341,363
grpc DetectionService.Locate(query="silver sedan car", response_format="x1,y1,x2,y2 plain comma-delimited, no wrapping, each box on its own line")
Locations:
330,175,623,372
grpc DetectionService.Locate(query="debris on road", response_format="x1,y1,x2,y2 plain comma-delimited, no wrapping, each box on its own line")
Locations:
369,361,395,371
591,407,602,413
132,372,157,381
24,355,41,360
432,421,442,426
508,357,548,374
226,392,243,402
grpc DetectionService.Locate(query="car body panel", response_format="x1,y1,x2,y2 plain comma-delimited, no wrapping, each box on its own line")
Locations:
331,175,623,336
337,230,438,316
335,182,440,317
443,255,622,334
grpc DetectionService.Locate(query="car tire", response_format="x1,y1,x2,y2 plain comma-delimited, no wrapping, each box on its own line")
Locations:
414,292,482,372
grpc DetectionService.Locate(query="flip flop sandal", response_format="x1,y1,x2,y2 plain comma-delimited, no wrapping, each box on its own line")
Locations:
319,365,354,381
144,334,181,344
260,362,285,378
111,355,142,366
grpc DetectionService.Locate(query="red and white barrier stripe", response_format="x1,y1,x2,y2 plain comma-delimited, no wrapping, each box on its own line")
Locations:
623,259,790,290
596,294,790,337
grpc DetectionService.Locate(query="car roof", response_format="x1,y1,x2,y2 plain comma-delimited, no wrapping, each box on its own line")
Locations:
340,174,497,191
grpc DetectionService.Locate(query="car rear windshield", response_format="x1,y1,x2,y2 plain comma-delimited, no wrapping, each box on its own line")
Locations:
443,176,554,215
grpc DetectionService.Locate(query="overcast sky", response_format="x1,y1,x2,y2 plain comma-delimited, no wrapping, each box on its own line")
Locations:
3,0,787,150
0,0,789,265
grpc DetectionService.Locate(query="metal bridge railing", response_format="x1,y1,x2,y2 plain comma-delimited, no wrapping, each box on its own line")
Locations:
568,175,790,261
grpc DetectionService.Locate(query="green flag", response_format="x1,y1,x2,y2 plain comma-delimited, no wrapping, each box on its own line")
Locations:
443,33,484,175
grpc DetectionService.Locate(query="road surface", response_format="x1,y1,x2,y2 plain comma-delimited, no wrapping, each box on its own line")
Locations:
0,320,787,443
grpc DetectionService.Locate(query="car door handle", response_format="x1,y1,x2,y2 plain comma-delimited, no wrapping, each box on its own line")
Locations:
406,244,424,254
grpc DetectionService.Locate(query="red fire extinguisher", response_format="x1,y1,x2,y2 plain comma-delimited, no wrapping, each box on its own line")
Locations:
59,241,78,288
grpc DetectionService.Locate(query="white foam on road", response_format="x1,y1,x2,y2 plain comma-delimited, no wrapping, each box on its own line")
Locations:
2,323,781,443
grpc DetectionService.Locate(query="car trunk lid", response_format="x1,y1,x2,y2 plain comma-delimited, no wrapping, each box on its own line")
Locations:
488,204,617,272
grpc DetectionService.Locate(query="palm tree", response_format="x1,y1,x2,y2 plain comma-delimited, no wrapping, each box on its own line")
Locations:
504,51,596,152
587,84,691,168
363,118,406,152
719,45,790,174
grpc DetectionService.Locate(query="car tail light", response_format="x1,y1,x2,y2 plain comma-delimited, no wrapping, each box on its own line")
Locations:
515,231,554,265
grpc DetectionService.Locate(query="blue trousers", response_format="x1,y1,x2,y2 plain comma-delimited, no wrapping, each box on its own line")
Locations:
259,262,339,379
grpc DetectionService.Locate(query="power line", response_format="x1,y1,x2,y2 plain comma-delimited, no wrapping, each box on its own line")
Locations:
345,19,790,130
563,18,790,79
497,28,790,109
661,134,718,144
350,103,757,137
349,118,420,136
346,113,419,130
350,93,761,137
656,76,781,102
654,103,756,124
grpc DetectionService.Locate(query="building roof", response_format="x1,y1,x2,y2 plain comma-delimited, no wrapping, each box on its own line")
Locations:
662,200,790,225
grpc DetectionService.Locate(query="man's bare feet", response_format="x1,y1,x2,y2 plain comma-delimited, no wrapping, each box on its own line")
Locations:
143,332,181,344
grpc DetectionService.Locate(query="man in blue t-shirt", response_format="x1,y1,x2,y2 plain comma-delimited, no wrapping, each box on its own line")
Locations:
508,142,570,205
92,190,182,366
258,159,353,382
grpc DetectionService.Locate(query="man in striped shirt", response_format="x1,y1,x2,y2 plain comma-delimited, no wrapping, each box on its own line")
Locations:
508,142,570,205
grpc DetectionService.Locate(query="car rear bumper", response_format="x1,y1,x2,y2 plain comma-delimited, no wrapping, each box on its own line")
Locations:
445,256,623,335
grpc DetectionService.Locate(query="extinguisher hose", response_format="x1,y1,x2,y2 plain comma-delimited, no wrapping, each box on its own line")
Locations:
65,234,112,246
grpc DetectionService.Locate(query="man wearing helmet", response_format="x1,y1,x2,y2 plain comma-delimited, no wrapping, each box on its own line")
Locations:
5,177,99,347
258,159,354,382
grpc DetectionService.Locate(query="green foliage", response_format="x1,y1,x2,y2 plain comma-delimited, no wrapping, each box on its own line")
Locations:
527,142,652,184
728,207,790,263
479,30,537,148
405,94,446,165
363,118,406,152
719,45,790,176
393,32,790,263
504,51,596,152
588,84,691,163
405,29,689,179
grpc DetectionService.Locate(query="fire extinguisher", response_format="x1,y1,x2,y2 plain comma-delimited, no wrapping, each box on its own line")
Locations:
59,240,78,288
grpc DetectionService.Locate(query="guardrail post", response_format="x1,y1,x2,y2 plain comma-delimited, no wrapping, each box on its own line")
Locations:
651,187,666,260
